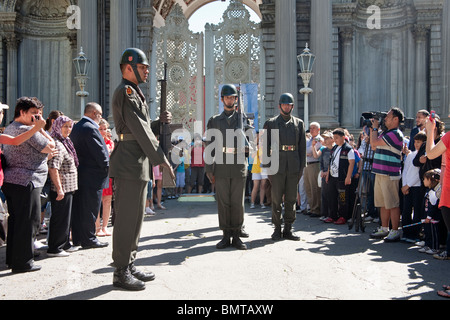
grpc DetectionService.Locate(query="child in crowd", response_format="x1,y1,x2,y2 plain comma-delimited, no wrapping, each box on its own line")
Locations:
401,132,427,242
250,132,267,209
418,169,442,255
325,128,355,224
175,150,186,197
153,165,165,210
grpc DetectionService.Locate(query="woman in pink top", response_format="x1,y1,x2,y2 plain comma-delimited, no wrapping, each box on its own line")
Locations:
425,113,450,298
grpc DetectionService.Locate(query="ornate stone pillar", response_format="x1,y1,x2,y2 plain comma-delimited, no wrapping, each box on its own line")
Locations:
413,24,430,111
339,27,354,129
274,0,297,112
310,0,338,128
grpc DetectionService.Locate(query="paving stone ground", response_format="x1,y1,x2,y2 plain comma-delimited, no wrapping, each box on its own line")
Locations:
0,194,448,302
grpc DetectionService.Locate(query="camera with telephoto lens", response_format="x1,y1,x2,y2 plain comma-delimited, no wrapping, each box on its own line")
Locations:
360,111,387,129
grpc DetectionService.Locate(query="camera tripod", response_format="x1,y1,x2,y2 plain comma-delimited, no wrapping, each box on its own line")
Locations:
348,139,372,233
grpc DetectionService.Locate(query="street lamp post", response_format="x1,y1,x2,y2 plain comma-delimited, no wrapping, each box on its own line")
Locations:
73,47,91,117
297,44,316,129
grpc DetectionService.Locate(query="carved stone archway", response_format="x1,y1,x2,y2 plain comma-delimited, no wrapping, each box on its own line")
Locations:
152,0,262,27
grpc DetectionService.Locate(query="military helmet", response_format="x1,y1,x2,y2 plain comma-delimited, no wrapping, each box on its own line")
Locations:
221,84,238,97
120,48,149,67
279,93,295,105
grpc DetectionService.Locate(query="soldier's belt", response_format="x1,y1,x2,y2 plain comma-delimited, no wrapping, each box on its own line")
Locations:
119,133,136,142
280,145,296,152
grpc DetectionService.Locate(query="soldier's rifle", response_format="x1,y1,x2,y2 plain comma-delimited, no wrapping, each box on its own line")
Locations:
159,63,175,187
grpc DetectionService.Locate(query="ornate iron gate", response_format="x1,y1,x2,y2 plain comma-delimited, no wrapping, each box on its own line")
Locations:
205,0,264,128
151,4,204,133
151,0,263,132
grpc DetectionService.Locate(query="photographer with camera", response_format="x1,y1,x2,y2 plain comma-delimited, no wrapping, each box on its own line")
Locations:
369,107,405,242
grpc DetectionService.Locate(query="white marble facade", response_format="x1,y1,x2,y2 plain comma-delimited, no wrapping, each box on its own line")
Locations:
0,0,449,129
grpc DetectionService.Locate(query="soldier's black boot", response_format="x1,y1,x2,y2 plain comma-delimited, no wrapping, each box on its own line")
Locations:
271,225,282,241
283,223,300,241
113,266,146,291
216,230,231,249
129,263,155,282
232,230,247,250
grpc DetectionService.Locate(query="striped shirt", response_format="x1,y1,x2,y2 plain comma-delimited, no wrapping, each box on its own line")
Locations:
372,128,404,177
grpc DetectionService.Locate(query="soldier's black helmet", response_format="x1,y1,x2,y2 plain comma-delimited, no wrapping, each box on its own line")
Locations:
120,48,149,67
221,84,238,97
279,93,295,105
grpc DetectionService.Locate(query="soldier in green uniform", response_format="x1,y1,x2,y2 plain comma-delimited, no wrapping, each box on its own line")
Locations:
110,48,175,291
263,93,307,241
205,84,248,250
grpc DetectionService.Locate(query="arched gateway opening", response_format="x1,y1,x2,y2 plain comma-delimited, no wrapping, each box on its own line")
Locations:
151,0,264,134
153,0,262,27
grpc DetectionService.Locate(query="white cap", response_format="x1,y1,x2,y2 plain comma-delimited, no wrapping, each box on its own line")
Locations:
0,102,9,111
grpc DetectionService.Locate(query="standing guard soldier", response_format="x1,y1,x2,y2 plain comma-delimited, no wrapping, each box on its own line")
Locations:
263,93,307,241
110,48,175,291
205,84,248,250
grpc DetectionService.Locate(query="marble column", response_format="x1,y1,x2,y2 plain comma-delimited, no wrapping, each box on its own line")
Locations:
339,27,354,129
309,0,338,128
0,36,4,105
274,0,297,113
68,32,79,121
109,0,137,120
77,0,99,118
413,24,429,111
442,1,450,122
5,33,19,122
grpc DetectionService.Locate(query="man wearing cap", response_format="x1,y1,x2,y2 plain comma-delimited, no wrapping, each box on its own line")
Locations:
263,93,307,241
110,48,174,291
205,84,248,250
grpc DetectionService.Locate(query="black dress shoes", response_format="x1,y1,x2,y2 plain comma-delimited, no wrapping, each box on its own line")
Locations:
129,263,155,282
113,267,146,291
12,264,42,274
82,240,109,249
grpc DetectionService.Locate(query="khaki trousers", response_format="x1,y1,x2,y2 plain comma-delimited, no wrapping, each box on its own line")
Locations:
303,162,321,214
112,178,147,268
270,172,299,226
215,176,245,231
